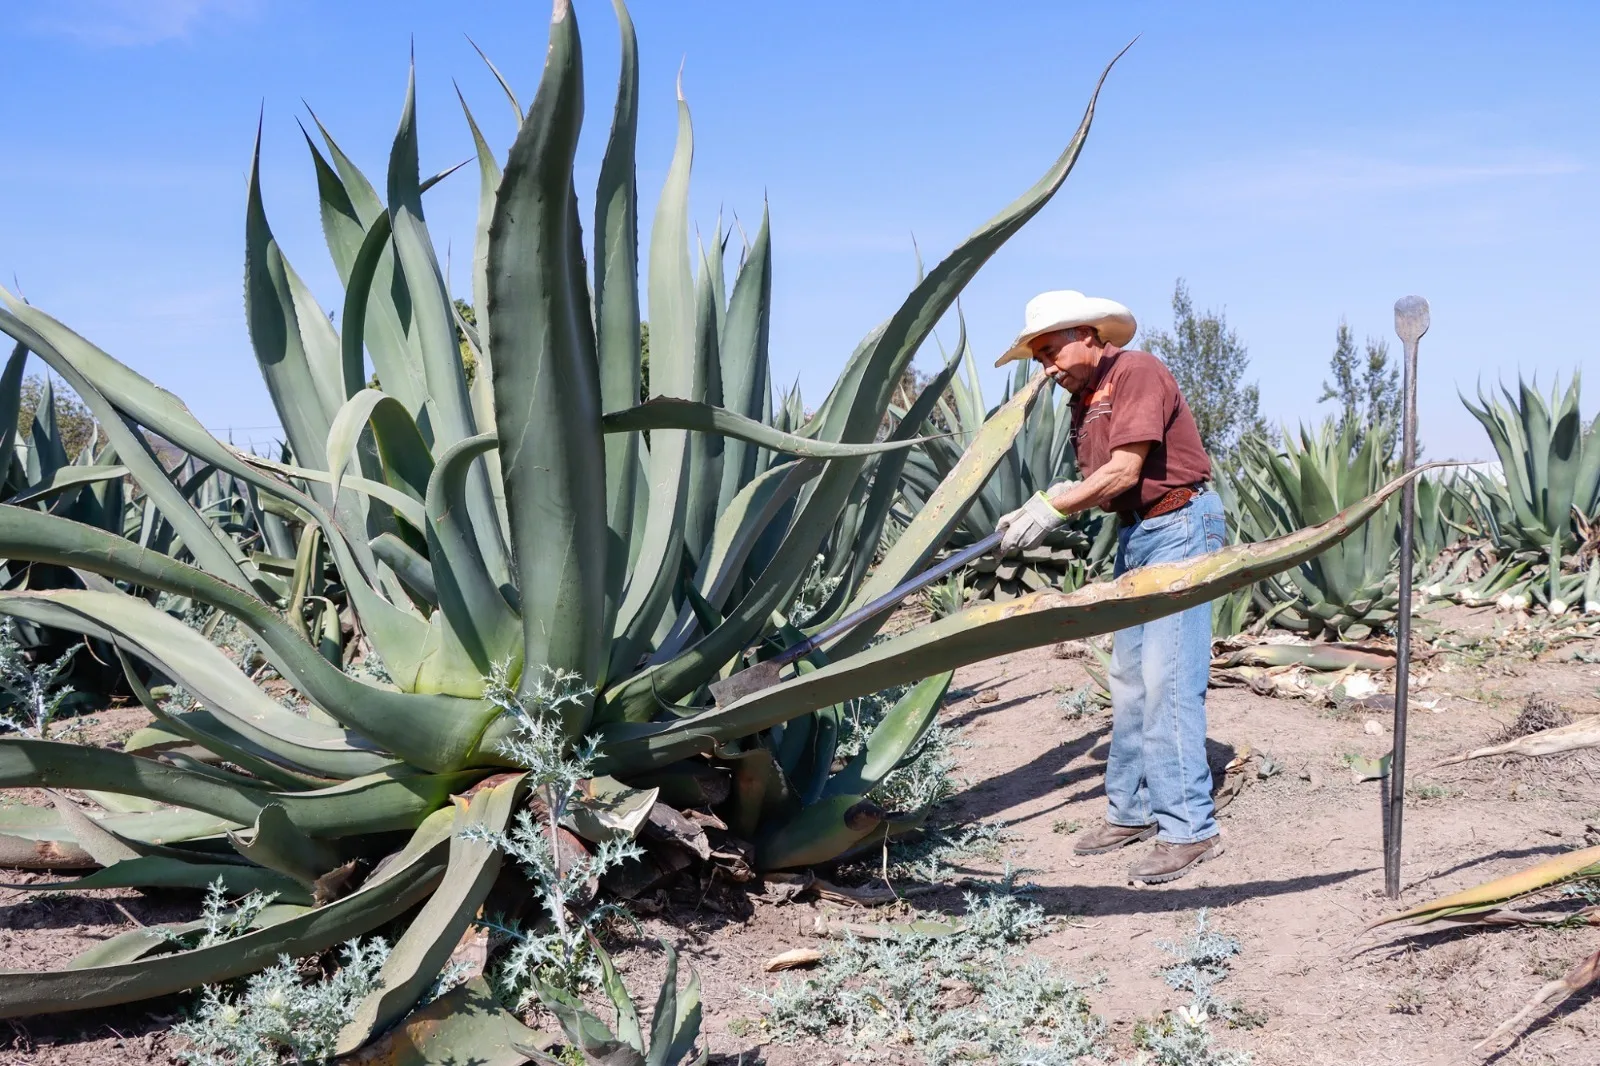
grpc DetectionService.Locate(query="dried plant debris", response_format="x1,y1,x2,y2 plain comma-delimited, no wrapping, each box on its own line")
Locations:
1491,696,1573,743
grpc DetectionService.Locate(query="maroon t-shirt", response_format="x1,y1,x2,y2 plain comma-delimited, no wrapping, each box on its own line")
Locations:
1069,346,1213,515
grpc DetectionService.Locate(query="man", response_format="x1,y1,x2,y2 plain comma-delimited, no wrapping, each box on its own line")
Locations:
994,290,1226,885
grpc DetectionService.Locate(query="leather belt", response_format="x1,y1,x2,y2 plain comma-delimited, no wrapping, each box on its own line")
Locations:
1118,482,1209,528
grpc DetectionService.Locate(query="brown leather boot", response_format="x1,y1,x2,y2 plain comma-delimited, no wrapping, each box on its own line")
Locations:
1127,835,1224,884
1073,820,1157,855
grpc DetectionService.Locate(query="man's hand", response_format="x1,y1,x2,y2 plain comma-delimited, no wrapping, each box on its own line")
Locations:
997,492,1067,555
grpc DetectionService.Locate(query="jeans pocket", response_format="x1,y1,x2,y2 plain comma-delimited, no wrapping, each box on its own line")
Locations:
1202,512,1226,554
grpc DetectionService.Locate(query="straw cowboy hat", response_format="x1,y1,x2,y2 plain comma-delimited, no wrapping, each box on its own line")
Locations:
993,290,1137,366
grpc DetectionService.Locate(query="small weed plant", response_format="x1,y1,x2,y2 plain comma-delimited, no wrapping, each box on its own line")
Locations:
885,820,1008,883
838,681,963,814
161,879,387,1065
755,877,1107,1065
0,620,86,739
468,663,643,1006
789,553,842,627
1127,910,1252,1066
174,938,389,1066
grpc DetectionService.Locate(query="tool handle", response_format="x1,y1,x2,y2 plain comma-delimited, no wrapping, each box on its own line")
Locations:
774,531,1005,668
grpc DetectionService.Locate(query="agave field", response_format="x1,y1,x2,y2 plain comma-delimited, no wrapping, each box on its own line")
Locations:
1,2,1598,1064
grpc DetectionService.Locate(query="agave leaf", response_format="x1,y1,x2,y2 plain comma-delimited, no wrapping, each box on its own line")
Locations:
0,804,240,849
808,353,963,626
533,979,642,1064
424,435,521,674
596,468,1435,770
0,506,504,772
601,399,937,458
0,737,480,839
46,791,140,866
371,531,438,605
646,941,680,1066
822,672,951,799
0,343,27,482
592,929,643,1051
594,0,643,642
114,646,346,791
563,776,658,844
682,248,725,567
246,453,427,531
0,590,398,780
337,773,525,1054
387,57,508,591
0,298,262,593
489,0,607,712
455,85,510,539
306,113,430,420
246,121,335,474
326,389,433,505
716,208,773,513
344,976,556,1065
0,806,455,1017
10,856,312,903
643,459,820,670
664,961,705,1066
756,795,885,871
1368,844,1600,930
607,77,697,685
8,465,130,507
227,803,345,885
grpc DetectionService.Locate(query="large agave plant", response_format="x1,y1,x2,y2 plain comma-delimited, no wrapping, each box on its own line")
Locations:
0,0,1418,1043
1461,374,1600,557
1230,420,1402,638
898,350,1114,603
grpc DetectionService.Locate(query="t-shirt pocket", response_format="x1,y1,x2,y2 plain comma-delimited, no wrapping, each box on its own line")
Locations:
1202,512,1226,554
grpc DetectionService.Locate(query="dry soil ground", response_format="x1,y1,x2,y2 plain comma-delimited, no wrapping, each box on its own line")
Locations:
4,603,1598,1065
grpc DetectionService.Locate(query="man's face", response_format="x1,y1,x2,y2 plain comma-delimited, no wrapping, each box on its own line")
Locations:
1029,327,1100,393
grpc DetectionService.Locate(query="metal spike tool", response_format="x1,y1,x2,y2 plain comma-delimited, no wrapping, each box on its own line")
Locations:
1387,294,1429,899
709,531,1004,706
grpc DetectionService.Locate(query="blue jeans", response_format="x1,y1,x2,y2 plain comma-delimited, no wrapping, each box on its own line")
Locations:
1105,491,1226,845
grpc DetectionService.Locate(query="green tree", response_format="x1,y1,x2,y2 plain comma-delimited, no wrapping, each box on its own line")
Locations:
1140,279,1267,468
17,375,103,459
453,298,479,387
1319,318,1401,461
638,320,650,402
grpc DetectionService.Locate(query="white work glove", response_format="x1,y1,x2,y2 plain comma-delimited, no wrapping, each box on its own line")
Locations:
996,491,1068,555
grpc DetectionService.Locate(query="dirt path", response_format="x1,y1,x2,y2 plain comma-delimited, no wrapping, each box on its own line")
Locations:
4,607,1599,1065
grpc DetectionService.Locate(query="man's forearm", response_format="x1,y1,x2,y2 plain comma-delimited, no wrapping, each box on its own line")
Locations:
1050,465,1137,516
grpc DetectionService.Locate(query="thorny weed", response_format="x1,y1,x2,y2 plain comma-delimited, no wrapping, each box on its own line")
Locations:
754,879,1106,1065
468,662,643,1007
789,552,842,627
173,937,389,1066
1055,686,1098,720
0,620,86,739
160,878,278,950
884,820,1009,884
836,681,964,815
1128,911,1252,1066
1156,910,1242,1019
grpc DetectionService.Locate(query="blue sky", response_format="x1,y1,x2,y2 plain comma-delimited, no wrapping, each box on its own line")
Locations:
5,0,1597,459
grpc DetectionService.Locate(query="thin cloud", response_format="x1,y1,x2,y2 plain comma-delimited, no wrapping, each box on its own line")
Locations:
22,0,258,47
1180,149,1582,208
